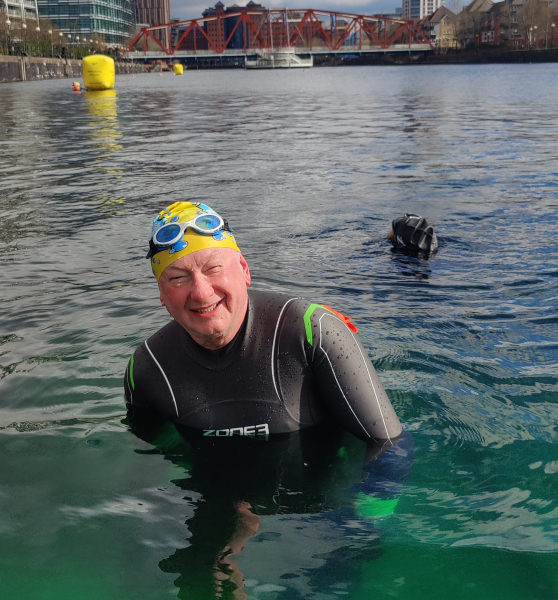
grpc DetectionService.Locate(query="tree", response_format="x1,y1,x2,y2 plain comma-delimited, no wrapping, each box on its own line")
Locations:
0,12,72,57
447,0,466,47
497,1,514,45
0,12,11,55
518,0,548,47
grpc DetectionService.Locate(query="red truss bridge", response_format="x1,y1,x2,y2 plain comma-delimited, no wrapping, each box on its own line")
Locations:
124,8,433,59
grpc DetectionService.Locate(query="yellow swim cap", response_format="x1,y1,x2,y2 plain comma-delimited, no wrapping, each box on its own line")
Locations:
148,201,240,281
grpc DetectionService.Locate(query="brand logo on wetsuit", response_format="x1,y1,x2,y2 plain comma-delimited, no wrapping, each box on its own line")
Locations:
203,423,270,438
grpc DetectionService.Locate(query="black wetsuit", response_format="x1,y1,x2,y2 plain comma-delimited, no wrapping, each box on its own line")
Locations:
125,290,402,441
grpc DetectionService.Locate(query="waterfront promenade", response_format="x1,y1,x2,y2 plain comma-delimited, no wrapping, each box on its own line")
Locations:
0,55,143,83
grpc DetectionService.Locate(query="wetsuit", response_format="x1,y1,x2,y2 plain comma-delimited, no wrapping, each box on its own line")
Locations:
125,290,402,441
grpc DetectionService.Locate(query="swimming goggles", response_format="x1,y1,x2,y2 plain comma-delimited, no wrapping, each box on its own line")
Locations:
147,213,230,258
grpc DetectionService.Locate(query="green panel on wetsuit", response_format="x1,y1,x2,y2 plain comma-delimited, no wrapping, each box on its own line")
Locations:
303,304,323,345
354,493,399,518
129,354,135,390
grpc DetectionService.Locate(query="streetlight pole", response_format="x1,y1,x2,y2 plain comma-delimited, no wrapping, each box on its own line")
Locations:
545,0,549,49
6,19,11,55
36,26,40,56
534,25,537,49
552,23,556,48
22,22,27,55
48,29,53,56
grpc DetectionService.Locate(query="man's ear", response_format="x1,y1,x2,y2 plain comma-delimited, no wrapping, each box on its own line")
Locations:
159,291,166,306
239,254,251,287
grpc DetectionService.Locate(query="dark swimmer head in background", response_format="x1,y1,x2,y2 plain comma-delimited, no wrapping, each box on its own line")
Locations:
388,214,438,256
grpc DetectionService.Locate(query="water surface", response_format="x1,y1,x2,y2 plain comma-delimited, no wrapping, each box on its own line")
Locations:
1,64,557,599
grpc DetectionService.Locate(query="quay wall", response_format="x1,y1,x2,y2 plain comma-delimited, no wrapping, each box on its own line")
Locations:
2,50,557,80
316,48,558,67
0,56,144,83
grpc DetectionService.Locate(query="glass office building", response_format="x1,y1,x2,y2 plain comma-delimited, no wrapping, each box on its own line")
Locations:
37,0,135,45
402,0,443,19
2,0,40,22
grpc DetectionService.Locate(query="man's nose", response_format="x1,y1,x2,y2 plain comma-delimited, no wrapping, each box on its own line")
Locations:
190,274,214,303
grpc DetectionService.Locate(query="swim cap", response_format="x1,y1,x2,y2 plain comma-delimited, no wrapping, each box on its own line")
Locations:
148,201,240,280
391,214,438,254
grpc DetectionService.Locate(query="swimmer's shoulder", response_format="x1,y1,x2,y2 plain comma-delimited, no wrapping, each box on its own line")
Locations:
130,319,184,370
247,289,321,324
247,289,352,344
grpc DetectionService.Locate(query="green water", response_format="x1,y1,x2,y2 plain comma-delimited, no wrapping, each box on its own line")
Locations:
1,65,557,599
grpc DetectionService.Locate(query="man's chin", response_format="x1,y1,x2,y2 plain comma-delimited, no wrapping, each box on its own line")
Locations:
180,320,231,348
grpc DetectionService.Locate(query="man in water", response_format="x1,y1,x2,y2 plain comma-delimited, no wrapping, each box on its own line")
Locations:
125,202,413,598
124,201,402,443
388,213,438,254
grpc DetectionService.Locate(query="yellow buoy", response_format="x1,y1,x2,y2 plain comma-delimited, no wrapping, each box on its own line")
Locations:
173,63,184,76
83,55,115,91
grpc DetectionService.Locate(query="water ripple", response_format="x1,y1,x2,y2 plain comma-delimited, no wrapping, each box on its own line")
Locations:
1,66,558,567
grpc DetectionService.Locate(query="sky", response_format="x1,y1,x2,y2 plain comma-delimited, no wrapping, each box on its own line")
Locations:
169,0,402,21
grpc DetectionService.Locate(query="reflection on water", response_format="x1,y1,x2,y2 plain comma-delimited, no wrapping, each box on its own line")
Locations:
389,251,433,280
84,89,122,154
84,89,126,212
1,66,558,599
128,424,409,599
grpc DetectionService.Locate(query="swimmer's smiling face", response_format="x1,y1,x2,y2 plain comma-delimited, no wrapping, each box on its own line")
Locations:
158,248,251,350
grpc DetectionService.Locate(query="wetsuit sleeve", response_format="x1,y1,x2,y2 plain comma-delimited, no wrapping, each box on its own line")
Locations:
307,307,403,441
353,430,414,517
124,349,151,411
124,358,134,406
325,431,414,528
124,346,168,432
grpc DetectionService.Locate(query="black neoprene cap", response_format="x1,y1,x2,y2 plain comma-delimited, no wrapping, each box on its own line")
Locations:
391,214,438,253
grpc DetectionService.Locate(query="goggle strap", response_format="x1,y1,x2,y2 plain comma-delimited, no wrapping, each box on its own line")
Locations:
146,239,158,259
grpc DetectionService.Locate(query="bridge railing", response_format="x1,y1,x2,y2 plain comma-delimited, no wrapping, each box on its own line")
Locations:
126,8,433,57
122,44,433,60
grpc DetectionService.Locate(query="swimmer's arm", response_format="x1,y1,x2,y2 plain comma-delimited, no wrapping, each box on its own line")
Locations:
353,430,414,518
124,352,167,438
124,352,152,412
309,309,402,441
